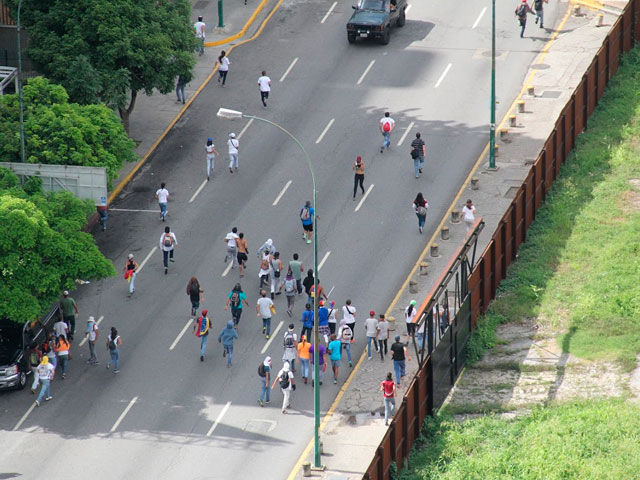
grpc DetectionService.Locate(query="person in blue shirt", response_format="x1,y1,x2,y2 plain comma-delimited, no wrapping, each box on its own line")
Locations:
301,303,314,341
218,320,239,367
318,300,330,343
327,334,342,384
300,200,315,244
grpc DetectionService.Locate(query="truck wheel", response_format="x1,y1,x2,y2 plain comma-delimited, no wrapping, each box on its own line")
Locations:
17,371,26,390
380,27,390,45
348,33,356,44
397,8,406,27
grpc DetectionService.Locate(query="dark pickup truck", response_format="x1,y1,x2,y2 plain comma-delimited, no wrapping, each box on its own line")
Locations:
346,0,407,45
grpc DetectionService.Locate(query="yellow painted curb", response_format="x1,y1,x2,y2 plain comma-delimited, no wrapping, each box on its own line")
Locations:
570,0,607,12
204,0,270,47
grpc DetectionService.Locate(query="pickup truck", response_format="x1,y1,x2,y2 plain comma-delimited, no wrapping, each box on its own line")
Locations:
346,0,407,45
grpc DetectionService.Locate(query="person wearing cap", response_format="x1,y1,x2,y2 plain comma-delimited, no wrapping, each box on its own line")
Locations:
35,355,55,407
205,137,218,181
282,324,298,372
193,310,211,362
300,200,315,244
271,360,295,413
515,0,535,38
60,291,78,341
218,320,239,367
390,335,412,386
258,356,272,406
297,335,311,383
353,155,365,200
227,132,239,173
376,314,390,361
405,300,418,337
365,310,379,360
123,254,138,296
84,316,99,365
318,300,330,344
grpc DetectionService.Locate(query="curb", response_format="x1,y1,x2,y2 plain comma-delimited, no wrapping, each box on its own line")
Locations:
205,0,271,47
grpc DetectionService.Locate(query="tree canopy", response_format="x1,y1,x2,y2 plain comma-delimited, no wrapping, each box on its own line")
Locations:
0,168,116,325
0,77,137,185
17,0,196,133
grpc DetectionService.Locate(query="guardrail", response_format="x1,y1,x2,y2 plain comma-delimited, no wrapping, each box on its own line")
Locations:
364,1,640,478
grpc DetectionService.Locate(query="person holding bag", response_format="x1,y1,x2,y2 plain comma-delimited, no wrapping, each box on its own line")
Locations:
412,192,428,234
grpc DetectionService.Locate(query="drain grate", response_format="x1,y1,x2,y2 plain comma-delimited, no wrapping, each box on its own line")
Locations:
504,186,520,198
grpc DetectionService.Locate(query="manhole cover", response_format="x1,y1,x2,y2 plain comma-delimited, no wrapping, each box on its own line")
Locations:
539,90,561,99
504,186,520,199
243,419,276,434
531,63,550,70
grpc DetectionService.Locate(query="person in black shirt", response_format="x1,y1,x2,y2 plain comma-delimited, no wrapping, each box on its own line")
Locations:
390,335,411,386
410,133,426,178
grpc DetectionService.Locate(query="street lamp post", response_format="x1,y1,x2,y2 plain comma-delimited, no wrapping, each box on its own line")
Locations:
216,108,323,470
488,0,496,170
17,0,26,163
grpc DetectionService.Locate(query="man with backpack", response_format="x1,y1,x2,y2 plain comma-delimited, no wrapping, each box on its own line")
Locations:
271,361,295,413
282,324,298,372
217,320,239,368
258,356,272,406
300,201,315,244
338,318,354,367
159,226,178,275
192,310,211,362
515,0,535,38
534,0,548,29
410,132,426,178
379,112,396,153
225,283,248,328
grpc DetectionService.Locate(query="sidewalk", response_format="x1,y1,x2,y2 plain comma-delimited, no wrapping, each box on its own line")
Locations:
291,2,628,478
108,0,279,202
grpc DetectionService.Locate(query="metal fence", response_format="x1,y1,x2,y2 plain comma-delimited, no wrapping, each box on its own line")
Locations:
364,1,640,478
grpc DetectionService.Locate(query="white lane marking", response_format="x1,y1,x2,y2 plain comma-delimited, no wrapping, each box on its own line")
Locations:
435,63,452,88
189,179,208,203
280,58,299,82
261,321,284,354
109,208,158,213
315,118,335,144
327,285,335,298
238,118,254,140
405,4,411,13
207,401,232,437
318,251,331,271
13,403,37,431
355,184,375,212
397,121,415,146
357,60,376,85
169,319,193,351
137,247,157,274
222,261,233,277
273,180,293,206
472,7,487,29
78,315,104,347
110,397,138,433
321,1,338,23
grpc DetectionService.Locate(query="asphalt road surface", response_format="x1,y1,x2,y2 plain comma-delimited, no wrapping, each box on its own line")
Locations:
0,1,559,478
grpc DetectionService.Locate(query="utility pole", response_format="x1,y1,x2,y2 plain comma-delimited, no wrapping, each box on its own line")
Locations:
489,0,497,170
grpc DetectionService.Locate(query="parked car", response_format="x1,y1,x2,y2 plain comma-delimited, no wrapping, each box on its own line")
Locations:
346,0,407,45
0,305,60,391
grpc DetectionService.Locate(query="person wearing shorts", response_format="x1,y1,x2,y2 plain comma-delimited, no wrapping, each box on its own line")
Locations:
300,200,315,244
236,232,248,277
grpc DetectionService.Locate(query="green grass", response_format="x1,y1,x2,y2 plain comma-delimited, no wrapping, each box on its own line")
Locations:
401,400,640,480
467,46,640,370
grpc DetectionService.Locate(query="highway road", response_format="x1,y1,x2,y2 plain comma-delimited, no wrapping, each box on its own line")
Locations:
0,0,560,478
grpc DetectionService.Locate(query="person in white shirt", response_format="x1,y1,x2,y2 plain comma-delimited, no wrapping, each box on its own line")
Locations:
194,16,205,55
224,227,239,267
379,111,396,153
376,314,390,361
206,138,218,181
256,289,275,339
217,50,231,86
85,316,99,365
462,199,477,232
159,226,178,274
227,133,239,173
258,71,271,107
35,356,55,406
342,299,357,343
53,318,68,340
365,310,379,360
271,361,295,414
155,182,169,221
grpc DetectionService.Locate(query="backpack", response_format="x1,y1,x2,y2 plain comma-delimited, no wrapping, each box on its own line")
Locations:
284,332,295,349
417,205,428,216
279,371,290,389
383,121,391,132
230,291,240,308
516,4,526,16
341,325,353,342
284,278,295,293
163,233,173,247
300,207,310,221
258,363,266,377
108,337,117,350
534,0,542,9
190,282,200,297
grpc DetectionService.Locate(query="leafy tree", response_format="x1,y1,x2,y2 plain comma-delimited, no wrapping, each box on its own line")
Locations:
0,77,137,185
16,0,196,133
0,168,116,325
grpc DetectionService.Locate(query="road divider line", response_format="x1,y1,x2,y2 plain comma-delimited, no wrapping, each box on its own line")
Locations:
273,180,293,206
169,319,193,351
109,208,158,213
189,179,208,203
110,397,138,433
315,118,335,144
222,261,233,277
238,118,254,139
79,315,104,347
13,403,36,431
318,251,331,271
262,321,284,353
207,401,232,436
280,58,299,82
435,63,452,88
321,1,338,23
327,285,335,298
357,60,376,85
355,184,374,212
397,121,415,146
137,247,157,274
472,7,487,29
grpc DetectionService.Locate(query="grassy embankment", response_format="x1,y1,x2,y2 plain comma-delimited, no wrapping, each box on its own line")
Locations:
400,47,640,479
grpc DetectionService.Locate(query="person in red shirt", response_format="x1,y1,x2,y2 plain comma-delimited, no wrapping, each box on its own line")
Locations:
380,372,396,426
